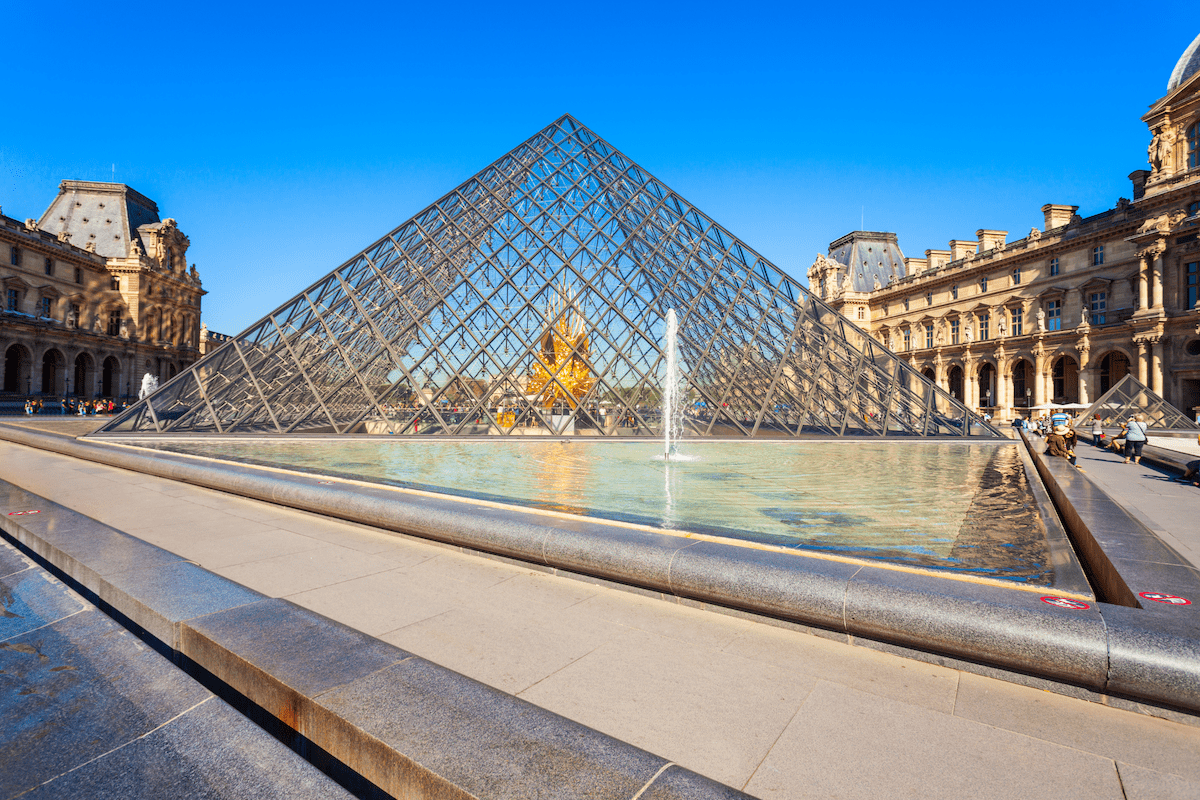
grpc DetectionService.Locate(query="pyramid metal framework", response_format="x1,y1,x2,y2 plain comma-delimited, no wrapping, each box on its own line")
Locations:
1077,374,1200,430
96,115,998,438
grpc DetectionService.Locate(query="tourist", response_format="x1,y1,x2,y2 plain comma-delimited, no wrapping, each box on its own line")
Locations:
24,399,32,416
1091,414,1105,448
1046,422,1080,468
1123,413,1148,464
1171,433,1200,487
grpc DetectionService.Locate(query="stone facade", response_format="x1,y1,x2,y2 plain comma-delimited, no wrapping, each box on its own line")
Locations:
1,182,204,401
808,38,1200,422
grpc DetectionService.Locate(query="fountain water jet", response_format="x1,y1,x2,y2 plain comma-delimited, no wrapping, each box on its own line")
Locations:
662,309,683,461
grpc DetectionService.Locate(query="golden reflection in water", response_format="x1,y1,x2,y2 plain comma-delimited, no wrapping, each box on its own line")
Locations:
525,286,595,409
527,443,593,516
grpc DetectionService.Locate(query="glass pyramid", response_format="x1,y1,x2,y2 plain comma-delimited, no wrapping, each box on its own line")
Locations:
1077,374,1200,430
95,115,998,438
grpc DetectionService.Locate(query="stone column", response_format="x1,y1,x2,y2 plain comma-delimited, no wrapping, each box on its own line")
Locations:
1137,250,1149,311
1151,337,1164,396
1078,369,1092,405
1151,246,1165,310
965,358,978,408
1137,339,1149,384
1033,355,1047,407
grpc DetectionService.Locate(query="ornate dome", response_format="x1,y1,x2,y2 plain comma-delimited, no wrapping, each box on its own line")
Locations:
1168,32,1200,93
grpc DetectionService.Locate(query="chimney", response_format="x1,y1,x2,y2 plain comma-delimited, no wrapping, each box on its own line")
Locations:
1128,170,1150,201
976,229,1007,252
903,257,929,275
925,249,951,270
1041,204,1078,231
949,240,976,261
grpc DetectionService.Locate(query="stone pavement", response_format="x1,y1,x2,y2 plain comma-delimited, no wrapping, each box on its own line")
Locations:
1,433,1199,798
0,533,352,799
1070,440,1200,570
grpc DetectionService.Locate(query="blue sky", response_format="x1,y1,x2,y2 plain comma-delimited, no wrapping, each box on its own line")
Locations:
2,2,1194,334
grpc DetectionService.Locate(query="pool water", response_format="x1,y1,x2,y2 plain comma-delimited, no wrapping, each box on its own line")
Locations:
137,439,1057,585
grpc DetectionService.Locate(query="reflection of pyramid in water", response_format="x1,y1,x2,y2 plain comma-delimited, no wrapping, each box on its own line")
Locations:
1078,375,1199,430
96,115,998,438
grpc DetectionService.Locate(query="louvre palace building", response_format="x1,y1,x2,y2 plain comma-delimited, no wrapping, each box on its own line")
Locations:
809,35,1200,422
1,181,204,403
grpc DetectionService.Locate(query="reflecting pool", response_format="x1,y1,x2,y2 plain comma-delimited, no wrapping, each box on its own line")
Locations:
135,439,1058,585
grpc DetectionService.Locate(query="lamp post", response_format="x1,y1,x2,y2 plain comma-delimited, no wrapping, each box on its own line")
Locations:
1025,387,1032,408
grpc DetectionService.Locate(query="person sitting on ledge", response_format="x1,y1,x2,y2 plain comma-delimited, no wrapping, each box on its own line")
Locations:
1171,433,1200,487
1046,422,1082,469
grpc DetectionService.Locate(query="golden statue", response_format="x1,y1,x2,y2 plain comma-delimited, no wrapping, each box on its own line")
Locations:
527,286,595,408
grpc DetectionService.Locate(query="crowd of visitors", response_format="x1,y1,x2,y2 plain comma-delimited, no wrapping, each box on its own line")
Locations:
23,398,121,416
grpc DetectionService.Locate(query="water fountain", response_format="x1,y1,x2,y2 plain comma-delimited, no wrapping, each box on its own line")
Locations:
662,308,683,461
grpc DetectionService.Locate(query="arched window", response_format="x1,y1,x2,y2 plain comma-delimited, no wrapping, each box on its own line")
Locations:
1189,122,1198,169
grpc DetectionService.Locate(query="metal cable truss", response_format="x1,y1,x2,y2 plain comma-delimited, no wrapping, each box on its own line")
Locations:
95,115,1000,439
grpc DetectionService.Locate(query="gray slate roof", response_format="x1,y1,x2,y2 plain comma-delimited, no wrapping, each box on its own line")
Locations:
826,231,906,293
1168,32,1200,93
37,181,160,259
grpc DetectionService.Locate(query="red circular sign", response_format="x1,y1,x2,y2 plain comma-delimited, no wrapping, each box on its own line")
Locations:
1139,592,1192,606
1041,596,1091,610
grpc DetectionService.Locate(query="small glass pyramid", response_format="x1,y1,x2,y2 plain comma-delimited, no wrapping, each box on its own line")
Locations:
1077,374,1200,430
94,115,997,438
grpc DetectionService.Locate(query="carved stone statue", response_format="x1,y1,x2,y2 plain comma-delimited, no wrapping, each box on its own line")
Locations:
996,317,1006,337
24,218,37,231
1149,128,1164,173
129,238,142,257
964,322,973,343
1080,305,1090,327
57,230,71,243
139,373,160,400
1028,227,1041,240
66,308,78,328
935,325,945,346
120,319,130,338
84,241,96,253
1037,307,1046,332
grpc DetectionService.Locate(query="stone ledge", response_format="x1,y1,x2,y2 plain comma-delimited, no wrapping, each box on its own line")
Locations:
1022,431,1200,711
4,422,1200,720
0,475,750,800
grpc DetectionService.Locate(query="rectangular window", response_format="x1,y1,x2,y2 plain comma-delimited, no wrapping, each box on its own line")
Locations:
44,257,53,276
950,319,960,344
1011,309,1023,336
1189,122,1197,169
925,291,933,306
1089,292,1107,325
903,298,910,311
74,267,82,284
979,313,990,341
111,276,120,291
6,288,18,311
9,246,18,266
951,285,959,300
1047,300,1062,331
903,329,911,351
1012,266,1021,285
39,297,51,317
882,303,889,316
925,324,933,349
1188,261,1198,309
1093,245,1104,266
1049,257,1059,276
107,311,121,336
980,277,988,292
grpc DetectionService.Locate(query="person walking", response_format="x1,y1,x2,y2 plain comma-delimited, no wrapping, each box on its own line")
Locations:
1124,413,1148,464
1090,413,1105,448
